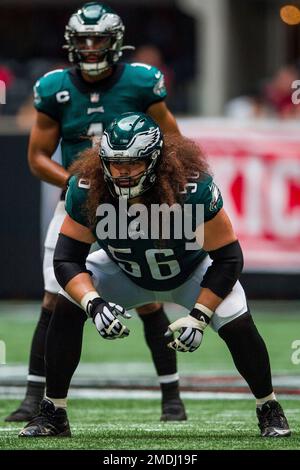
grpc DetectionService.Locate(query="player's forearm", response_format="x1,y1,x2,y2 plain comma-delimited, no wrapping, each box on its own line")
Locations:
195,287,223,312
147,102,181,135
29,153,70,187
54,232,95,308
64,272,98,306
159,110,181,135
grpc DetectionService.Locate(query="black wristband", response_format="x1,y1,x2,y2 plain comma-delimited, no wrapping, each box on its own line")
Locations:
87,297,105,319
189,308,211,326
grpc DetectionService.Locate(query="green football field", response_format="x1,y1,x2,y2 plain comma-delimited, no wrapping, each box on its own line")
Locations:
0,300,299,450
0,399,299,450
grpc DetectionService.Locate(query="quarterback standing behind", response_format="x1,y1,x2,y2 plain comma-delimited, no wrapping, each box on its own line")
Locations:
6,2,185,423
19,112,291,438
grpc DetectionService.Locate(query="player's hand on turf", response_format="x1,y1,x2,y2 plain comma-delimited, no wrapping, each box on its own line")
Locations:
86,297,131,340
164,307,211,352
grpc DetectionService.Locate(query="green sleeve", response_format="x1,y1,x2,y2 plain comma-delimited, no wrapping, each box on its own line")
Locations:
187,174,223,222
202,177,223,222
65,176,90,227
130,64,167,110
143,66,167,109
33,70,64,121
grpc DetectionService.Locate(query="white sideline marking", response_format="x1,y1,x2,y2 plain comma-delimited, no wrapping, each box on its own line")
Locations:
0,387,299,400
69,389,255,400
2,364,300,383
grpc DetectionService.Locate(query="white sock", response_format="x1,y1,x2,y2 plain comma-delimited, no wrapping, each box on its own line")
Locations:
46,396,67,409
256,392,276,408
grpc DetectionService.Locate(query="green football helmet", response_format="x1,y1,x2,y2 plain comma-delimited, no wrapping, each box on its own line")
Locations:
100,112,163,199
64,2,133,76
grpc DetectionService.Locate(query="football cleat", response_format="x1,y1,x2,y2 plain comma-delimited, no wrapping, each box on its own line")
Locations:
19,398,71,437
160,398,187,422
5,396,41,422
256,400,291,437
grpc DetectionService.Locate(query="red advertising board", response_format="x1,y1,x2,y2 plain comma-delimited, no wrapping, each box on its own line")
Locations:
179,119,300,272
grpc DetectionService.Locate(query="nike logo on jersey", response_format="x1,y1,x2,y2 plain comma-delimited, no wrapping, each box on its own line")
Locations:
87,106,105,114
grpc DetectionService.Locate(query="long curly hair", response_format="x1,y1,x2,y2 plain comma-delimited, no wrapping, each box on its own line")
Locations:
69,134,210,228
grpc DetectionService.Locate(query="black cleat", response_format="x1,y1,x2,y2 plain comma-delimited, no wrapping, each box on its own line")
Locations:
160,398,187,422
257,400,291,437
19,398,71,437
5,396,41,422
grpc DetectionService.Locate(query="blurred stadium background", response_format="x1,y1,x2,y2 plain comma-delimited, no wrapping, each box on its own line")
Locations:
0,0,300,449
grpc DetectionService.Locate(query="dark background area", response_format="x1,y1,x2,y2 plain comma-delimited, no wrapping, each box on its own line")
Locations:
1,135,43,298
1,0,300,114
0,1,196,114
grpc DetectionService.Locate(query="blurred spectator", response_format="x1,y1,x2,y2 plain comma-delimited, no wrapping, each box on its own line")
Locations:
225,87,268,119
131,45,175,98
263,64,300,119
226,65,300,120
0,64,15,88
0,64,15,111
16,96,35,131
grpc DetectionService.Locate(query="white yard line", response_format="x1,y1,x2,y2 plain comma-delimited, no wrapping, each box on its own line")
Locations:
0,387,299,400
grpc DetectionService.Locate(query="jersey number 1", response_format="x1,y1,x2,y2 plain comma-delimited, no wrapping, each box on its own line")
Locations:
87,123,103,147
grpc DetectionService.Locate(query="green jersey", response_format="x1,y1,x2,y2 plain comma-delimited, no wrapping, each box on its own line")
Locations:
65,175,223,291
33,63,167,169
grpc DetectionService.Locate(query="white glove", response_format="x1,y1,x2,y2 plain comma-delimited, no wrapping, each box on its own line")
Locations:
165,304,213,352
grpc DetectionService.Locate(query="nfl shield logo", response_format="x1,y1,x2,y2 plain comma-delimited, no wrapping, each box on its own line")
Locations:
90,93,100,103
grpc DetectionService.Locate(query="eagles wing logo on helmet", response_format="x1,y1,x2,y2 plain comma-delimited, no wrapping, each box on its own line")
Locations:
129,128,162,157
101,127,161,158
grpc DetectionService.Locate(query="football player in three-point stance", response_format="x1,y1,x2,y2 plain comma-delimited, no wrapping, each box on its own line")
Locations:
19,112,291,438
6,2,185,423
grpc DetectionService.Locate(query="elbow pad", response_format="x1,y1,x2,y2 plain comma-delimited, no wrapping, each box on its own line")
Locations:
201,240,244,298
54,233,92,289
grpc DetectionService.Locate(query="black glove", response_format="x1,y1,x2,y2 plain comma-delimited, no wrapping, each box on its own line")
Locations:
87,297,131,340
